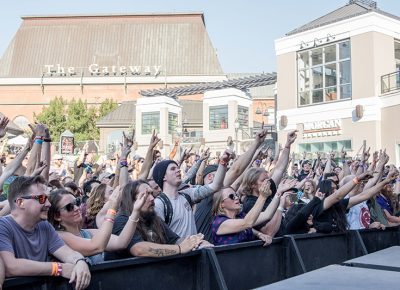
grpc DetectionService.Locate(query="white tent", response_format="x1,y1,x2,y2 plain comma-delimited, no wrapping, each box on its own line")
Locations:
7,135,28,146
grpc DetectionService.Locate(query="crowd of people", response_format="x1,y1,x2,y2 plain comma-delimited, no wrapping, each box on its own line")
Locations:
0,115,398,289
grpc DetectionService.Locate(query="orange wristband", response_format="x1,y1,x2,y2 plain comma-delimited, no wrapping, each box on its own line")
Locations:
51,262,58,276
107,209,117,216
353,177,360,185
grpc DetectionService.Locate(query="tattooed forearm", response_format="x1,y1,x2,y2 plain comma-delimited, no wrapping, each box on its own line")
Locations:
148,247,178,257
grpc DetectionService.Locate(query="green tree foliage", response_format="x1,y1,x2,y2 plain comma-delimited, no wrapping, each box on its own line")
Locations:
35,97,118,141
34,96,67,141
99,98,118,119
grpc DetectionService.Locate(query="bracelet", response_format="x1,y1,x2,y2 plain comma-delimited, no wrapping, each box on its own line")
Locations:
51,262,58,276
34,136,44,140
107,209,117,216
178,244,181,254
219,160,228,167
396,178,400,182
353,177,360,185
277,206,285,212
129,216,139,223
34,139,43,145
104,217,115,223
56,262,62,277
75,258,87,265
43,138,52,142
120,161,128,167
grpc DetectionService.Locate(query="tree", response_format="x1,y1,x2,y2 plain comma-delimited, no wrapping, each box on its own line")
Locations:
34,96,67,141
66,99,98,141
99,98,118,119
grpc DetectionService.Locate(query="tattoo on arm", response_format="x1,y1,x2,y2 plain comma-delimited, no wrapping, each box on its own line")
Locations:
148,247,177,257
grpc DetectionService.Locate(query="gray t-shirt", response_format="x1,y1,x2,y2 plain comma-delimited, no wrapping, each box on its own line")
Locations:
155,185,215,238
0,215,65,261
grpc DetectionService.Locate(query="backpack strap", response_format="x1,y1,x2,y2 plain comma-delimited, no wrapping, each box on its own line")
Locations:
157,193,173,226
179,192,193,207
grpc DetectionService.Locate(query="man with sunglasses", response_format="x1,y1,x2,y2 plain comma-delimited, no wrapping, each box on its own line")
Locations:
0,176,91,290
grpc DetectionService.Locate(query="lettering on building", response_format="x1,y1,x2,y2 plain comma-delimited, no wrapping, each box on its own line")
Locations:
302,119,341,138
43,64,162,77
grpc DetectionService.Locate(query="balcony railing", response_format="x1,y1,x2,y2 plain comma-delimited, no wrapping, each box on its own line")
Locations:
381,70,400,94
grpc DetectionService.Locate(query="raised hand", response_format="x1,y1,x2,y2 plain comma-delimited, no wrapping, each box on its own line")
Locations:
200,147,211,161
0,116,9,139
181,145,194,161
315,188,325,200
150,129,161,149
277,179,297,194
357,171,374,181
259,179,272,198
362,147,370,163
220,149,235,164
340,147,347,159
255,122,268,143
286,130,298,146
133,188,150,212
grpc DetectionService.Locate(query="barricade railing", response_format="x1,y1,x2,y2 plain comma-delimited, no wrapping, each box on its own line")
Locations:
4,227,400,290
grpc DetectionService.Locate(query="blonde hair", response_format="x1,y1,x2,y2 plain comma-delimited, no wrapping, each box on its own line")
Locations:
86,184,107,219
241,167,266,196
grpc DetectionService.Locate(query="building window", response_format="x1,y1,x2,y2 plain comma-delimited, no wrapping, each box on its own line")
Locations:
238,106,249,128
396,40,400,70
209,105,228,130
168,112,178,134
106,130,123,153
299,140,351,153
298,40,351,106
142,112,160,134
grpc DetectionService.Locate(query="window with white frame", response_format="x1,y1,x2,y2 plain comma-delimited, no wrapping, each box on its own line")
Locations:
298,40,351,106
238,106,249,128
168,112,178,134
209,105,228,130
395,40,400,71
142,112,160,134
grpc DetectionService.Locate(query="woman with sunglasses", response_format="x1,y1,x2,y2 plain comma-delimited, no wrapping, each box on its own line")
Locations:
211,180,281,246
48,187,147,265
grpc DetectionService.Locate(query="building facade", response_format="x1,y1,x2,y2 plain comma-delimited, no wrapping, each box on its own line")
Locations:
275,0,400,165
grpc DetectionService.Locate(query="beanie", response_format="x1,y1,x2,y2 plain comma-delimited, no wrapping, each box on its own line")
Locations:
152,160,178,190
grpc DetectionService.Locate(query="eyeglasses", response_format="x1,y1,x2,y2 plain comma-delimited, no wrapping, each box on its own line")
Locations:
222,193,239,202
61,198,81,212
18,194,48,204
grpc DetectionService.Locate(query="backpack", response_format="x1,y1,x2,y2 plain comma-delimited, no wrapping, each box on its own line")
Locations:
157,192,193,226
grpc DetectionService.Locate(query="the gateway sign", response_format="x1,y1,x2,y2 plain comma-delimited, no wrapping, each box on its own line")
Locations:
44,64,162,77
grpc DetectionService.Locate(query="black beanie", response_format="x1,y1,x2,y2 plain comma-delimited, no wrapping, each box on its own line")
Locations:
152,160,178,190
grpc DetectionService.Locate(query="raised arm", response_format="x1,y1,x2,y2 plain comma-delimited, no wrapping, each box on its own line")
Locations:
138,130,161,180
322,171,373,210
119,131,134,188
168,139,179,160
223,125,268,187
25,124,46,176
40,125,51,181
271,130,297,185
216,180,271,235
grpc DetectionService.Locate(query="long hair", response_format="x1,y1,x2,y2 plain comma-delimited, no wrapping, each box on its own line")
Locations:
48,189,73,231
241,167,266,196
212,190,225,216
86,184,107,219
121,180,166,244
317,179,348,232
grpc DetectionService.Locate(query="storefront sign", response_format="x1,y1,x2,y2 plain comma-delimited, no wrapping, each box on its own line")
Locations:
302,119,341,138
60,136,74,155
44,64,162,77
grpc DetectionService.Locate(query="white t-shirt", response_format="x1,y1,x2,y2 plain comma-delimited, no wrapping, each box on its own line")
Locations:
346,201,370,230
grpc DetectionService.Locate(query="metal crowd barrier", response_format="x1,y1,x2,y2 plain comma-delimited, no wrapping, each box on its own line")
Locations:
4,227,400,290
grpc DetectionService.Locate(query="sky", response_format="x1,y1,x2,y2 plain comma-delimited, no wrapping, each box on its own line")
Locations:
0,0,399,73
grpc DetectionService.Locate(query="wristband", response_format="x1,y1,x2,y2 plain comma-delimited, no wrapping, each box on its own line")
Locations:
56,262,62,277
129,216,139,223
353,177,360,185
51,262,58,276
43,138,52,142
120,161,128,168
107,209,117,216
35,139,43,145
219,160,228,167
277,206,285,212
104,217,115,223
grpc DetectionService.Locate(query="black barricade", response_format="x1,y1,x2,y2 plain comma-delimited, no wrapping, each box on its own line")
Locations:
212,238,285,290
4,227,400,290
358,226,400,253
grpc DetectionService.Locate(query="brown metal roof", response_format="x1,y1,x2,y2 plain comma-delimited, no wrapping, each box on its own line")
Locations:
96,101,136,127
0,13,223,77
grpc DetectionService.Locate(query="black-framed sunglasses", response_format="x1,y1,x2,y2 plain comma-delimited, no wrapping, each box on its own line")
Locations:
61,198,81,212
223,193,239,202
17,194,48,204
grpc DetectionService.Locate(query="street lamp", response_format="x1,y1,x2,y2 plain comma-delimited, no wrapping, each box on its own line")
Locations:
234,119,240,153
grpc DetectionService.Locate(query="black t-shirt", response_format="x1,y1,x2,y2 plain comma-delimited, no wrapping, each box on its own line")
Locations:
194,195,213,243
104,212,179,261
312,198,350,233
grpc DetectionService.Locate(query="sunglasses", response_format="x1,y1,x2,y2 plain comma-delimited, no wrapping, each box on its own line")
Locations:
61,198,81,212
223,193,239,202
18,194,48,204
